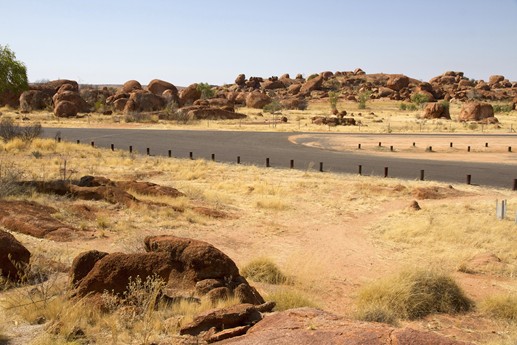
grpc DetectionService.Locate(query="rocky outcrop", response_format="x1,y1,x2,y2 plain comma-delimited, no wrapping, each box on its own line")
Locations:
459,102,495,122
387,74,409,91
179,83,202,107
0,200,88,241
180,303,275,343
245,92,271,109
120,80,143,94
19,90,51,111
218,308,472,345
300,75,324,95
147,79,178,97
0,230,31,280
123,90,167,114
422,102,451,119
180,106,247,120
71,235,265,305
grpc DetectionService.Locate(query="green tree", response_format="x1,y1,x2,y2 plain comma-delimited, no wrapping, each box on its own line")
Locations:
357,91,372,109
0,45,28,94
196,82,215,99
410,93,429,109
328,91,340,113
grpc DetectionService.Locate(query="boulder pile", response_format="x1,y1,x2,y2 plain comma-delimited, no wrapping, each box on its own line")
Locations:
70,235,265,306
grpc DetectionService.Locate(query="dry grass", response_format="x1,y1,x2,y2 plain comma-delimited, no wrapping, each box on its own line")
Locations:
480,294,517,322
368,200,517,275
241,257,289,284
1,135,517,343
355,269,473,322
3,98,517,135
266,287,318,311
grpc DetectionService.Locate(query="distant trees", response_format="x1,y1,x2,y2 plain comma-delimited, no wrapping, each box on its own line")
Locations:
0,45,28,94
196,82,215,99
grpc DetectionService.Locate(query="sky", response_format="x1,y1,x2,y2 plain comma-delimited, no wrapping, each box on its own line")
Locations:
1,0,517,86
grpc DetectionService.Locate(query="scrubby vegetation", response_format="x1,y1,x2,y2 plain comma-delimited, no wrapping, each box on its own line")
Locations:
242,258,289,284
355,269,473,322
481,294,517,322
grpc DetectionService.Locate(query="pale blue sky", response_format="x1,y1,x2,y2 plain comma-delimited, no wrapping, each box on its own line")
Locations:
1,0,516,86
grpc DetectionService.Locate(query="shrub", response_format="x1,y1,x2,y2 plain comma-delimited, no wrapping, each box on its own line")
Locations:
399,103,407,111
0,161,26,197
0,118,42,143
328,91,340,112
263,99,282,114
124,112,159,123
196,82,215,99
493,103,514,113
357,91,372,109
241,258,289,284
410,93,429,108
480,294,517,322
355,269,473,322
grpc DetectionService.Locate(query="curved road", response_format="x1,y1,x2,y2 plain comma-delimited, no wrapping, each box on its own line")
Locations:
42,128,517,189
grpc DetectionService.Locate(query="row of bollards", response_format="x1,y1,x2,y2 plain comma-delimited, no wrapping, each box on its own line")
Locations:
58,138,517,190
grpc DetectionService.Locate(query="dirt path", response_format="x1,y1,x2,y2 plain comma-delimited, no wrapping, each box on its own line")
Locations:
291,133,517,165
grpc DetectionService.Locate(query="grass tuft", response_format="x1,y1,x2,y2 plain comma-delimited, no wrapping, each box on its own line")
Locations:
241,258,289,284
355,269,473,322
267,288,317,311
480,294,517,322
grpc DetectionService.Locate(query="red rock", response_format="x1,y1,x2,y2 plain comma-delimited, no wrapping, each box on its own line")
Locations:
459,102,494,121
0,230,31,280
387,74,410,91
245,92,271,109
147,79,178,96
422,102,451,119
54,100,78,117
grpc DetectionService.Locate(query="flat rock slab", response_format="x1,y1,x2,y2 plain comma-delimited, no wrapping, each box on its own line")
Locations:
217,307,472,345
0,200,91,242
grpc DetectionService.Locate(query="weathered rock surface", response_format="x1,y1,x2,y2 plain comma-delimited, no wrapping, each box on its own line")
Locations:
422,102,451,119
180,106,247,120
71,235,265,305
147,79,178,96
19,90,51,111
54,100,78,117
0,200,87,241
0,230,31,280
218,308,472,345
180,83,202,106
300,75,324,94
459,102,495,122
245,92,271,109
387,74,410,91
123,90,166,114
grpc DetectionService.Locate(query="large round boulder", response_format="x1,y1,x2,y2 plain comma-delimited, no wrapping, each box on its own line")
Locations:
123,90,166,114
120,80,143,94
459,102,495,121
245,92,271,109
235,74,246,86
179,83,202,107
0,230,31,281
54,100,78,117
421,102,451,119
19,90,51,111
147,79,178,97
387,74,409,91
300,75,324,94
53,90,89,112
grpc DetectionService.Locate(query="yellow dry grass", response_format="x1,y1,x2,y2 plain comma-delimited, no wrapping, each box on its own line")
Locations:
2,98,516,134
1,137,517,344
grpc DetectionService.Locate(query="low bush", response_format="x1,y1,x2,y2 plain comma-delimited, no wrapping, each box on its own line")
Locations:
480,294,517,322
241,258,289,284
355,269,473,323
0,118,41,143
493,103,514,113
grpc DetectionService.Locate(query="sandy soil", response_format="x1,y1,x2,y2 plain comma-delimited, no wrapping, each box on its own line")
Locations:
290,133,517,164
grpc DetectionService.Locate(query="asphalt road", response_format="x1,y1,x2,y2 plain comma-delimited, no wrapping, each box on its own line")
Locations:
41,128,517,190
